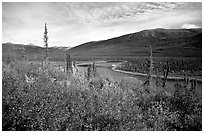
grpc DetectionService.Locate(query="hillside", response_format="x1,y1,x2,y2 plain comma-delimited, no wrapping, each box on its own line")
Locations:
2,28,202,61
69,28,202,58
2,42,71,61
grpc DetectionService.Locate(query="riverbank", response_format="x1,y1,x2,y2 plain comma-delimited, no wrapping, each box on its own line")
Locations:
76,60,202,82
112,63,202,83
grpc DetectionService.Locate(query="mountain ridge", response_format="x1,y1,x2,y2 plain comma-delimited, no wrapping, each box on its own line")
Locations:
2,28,202,61
2,42,72,61
69,28,202,58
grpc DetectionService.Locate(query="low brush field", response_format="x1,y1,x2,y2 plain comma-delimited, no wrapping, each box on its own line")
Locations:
2,58,202,131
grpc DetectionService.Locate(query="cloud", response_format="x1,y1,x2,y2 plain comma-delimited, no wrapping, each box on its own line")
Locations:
46,2,192,26
180,24,201,29
2,2,202,47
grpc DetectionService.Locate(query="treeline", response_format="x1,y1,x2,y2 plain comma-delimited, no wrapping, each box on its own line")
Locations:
118,58,201,77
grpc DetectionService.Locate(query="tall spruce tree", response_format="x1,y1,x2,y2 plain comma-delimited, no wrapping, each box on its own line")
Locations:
92,61,96,77
44,23,48,60
149,43,153,89
144,43,154,89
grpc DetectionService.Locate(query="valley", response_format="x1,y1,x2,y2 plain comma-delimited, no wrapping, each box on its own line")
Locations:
2,28,202,131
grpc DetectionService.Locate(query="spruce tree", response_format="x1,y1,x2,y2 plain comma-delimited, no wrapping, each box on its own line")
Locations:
92,61,96,77
87,65,92,81
162,61,169,88
66,53,73,74
149,43,153,89
44,23,48,60
144,43,153,89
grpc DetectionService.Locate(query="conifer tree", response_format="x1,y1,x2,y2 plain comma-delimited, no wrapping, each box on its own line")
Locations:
162,61,169,88
44,23,48,60
66,53,73,74
87,65,92,81
21,46,26,60
92,61,97,77
144,43,153,89
149,43,153,88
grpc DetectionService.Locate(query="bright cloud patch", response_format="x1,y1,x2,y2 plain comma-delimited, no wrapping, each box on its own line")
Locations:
180,24,201,29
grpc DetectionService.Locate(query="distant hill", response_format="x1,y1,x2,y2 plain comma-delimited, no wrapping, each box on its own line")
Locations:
2,28,202,61
27,43,37,46
2,43,72,61
69,28,202,59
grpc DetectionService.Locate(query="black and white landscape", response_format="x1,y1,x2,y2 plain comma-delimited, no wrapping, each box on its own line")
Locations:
2,2,202,131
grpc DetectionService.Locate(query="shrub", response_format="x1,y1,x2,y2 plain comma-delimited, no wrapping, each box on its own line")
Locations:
2,61,202,131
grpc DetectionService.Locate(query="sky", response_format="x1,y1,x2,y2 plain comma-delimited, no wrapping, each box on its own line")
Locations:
2,2,202,47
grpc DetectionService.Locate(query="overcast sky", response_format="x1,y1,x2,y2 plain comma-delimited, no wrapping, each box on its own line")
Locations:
2,2,202,47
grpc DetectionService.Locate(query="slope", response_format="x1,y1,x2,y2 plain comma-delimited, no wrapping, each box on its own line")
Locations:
69,28,202,58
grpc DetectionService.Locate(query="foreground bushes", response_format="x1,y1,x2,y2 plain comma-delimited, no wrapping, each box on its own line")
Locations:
2,61,202,131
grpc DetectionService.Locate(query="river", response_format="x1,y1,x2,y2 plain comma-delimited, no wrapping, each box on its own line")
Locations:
76,61,202,95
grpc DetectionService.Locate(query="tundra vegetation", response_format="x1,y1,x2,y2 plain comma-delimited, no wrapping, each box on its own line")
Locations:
2,52,202,131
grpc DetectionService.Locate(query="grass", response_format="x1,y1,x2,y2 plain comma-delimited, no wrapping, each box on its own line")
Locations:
2,59,202,131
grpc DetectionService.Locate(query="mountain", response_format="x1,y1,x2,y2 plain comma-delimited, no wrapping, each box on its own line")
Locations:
69,28,202,58
50,46,72,50
2,28,202,61
2,43,71,61
27,43,37,46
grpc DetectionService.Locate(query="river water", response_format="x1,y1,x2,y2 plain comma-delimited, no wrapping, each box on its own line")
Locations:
77,61,202,95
